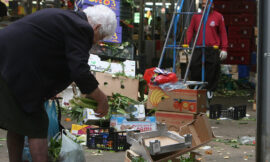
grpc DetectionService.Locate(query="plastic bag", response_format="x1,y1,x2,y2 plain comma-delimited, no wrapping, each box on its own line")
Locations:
239,136,255,145
22,137,32,162
58,130,86,162
153,73,178,85
144,67,178,85
45,100,59,140
23,101,59,161
143,67,156,84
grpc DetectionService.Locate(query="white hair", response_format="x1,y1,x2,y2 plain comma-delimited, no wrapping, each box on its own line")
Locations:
83,5,117,40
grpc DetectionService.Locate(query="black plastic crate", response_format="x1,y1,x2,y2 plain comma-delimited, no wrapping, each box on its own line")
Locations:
220,105,247,120
209,104,222,119
86,127,134,152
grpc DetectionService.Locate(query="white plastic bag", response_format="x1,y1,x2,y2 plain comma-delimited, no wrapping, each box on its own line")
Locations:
49,130,86,162
59,130,86,162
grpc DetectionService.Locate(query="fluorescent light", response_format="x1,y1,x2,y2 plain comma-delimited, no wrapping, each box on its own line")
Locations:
145,2,171,6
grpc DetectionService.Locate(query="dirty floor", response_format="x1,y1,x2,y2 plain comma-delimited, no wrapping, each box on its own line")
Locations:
0,96,256,162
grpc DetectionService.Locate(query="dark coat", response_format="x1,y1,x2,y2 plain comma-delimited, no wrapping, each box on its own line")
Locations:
0,8,98,113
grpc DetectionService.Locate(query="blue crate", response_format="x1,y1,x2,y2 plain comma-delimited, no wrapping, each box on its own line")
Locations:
238,65,250,79
251,52,257,65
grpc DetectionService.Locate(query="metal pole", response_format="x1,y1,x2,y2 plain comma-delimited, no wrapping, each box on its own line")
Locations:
37,0,40,10
183,0,209,83
158,0,183,68
138,0,144,57
256,0,270,161
153,0,156,58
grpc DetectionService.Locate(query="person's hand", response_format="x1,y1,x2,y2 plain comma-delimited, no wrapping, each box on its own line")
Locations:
220,50,227,61
182,44,191,55
85,87,109,117
94,97,109,117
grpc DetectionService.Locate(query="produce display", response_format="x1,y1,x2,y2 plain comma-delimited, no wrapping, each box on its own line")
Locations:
48,137,62,162
216,74,254,97
67,93,140,122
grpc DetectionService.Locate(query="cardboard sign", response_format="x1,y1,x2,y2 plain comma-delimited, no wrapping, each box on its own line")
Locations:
83,0,120,16
82,0,122,43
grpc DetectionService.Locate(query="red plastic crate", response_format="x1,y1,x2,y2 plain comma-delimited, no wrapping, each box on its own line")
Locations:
214,1,232,13
240,1,257,13
230,2,242,14
223,14,231,25
228,38,238,51
250,64,256,72
228,38,251,52
241,14,256,26
251,38,257,52
238,39,251,52
229,14,256,26
228,26,253,38
229,14,242,26
225,53,251,65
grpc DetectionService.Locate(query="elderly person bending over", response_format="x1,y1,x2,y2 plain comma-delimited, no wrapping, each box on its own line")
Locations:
0,5,116,162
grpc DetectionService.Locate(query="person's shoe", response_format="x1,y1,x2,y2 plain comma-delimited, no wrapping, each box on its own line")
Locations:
207,91,213,99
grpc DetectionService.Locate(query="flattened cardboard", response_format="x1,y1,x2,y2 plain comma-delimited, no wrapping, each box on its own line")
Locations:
147,85,207,114
125,114,214,162
155,111,195,132
95,72,139,100
179,114,213,147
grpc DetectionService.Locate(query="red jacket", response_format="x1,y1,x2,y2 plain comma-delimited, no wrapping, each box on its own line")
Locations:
186,10,228,51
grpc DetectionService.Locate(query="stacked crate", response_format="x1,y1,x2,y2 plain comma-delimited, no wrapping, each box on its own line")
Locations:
214,0,257,80
147,86,207,132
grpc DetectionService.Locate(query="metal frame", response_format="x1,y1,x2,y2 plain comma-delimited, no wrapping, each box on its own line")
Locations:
256,0,270,161
157,0,213,85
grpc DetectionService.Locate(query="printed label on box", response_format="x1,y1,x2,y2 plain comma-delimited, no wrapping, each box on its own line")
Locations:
88,54,135,77
110,116,157,132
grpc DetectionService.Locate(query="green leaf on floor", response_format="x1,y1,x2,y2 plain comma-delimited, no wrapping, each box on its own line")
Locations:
231,144,239,148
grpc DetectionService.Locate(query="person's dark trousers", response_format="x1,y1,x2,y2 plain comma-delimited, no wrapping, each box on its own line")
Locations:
189,47,220,91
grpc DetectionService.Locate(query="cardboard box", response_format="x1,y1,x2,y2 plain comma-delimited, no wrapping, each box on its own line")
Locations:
110,116,157,132
147,85,207,114
254,27,258,37
83,108,105,124
125,114,214,162
112,104,146,119
95,72,139,100
70,124,93,135
132,104,146,119
155,111,195,132
249,72,257,85
232,73,239,80
88,54,136,77
231,65,238,73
